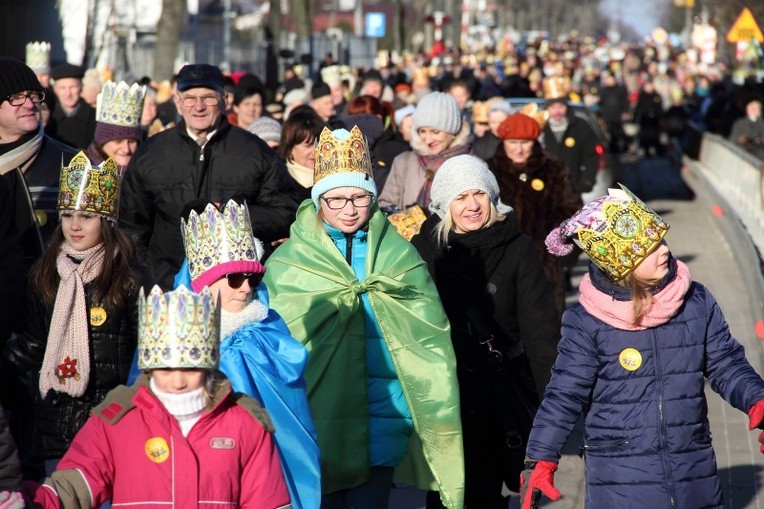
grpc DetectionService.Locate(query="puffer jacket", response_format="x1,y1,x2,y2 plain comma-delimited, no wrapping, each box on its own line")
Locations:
527,272,764,508
4,279,143,459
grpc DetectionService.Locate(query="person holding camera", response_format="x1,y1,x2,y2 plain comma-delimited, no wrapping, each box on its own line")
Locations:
411,154,560,508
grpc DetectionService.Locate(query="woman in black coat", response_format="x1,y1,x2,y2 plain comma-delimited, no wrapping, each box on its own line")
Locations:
411,154,560,509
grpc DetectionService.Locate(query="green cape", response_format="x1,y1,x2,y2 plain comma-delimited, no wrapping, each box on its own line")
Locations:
264,201,464,508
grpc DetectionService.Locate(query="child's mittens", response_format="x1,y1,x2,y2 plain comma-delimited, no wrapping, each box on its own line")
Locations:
747,400,764,453
0,491,26,509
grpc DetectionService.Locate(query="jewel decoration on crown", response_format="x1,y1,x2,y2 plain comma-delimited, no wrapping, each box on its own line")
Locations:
96,81,146,127
25,41,51,72
181,200,265,281
57,152,120,219
574,185,669,281
314,125,373,184
137,285,219,370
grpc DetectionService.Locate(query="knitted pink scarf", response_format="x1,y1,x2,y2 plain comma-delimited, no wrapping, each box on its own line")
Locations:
578,260,692,331
40,242,105,398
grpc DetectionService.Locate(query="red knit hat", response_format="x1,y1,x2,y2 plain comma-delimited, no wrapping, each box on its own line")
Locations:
497,112,541,141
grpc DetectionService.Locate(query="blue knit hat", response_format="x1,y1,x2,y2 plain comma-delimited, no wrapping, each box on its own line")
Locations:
311,126,377,208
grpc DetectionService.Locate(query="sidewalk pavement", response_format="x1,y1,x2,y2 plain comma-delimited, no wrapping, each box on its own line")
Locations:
388,157,764,508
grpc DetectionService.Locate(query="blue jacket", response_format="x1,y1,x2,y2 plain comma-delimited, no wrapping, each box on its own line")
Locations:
527,281,764,508
325,223,413,467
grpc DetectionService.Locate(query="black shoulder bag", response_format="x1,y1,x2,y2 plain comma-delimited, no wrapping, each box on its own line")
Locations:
463,304,540,492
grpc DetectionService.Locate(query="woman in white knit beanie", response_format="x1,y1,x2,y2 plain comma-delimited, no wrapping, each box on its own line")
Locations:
378,91,472,212
411,154,561,509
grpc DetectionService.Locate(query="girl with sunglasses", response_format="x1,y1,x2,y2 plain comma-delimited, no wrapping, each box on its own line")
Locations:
168,198,320,509
264,126,465,509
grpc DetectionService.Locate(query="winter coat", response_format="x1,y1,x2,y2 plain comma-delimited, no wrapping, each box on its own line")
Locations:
119,118,299,288
527,263,764,508
4,276,144,459
541,115,599,193
46,100,96,150
30,377,291,509
634,90,664,147
378,122,472,211
472,131,501,161
487,142,582,312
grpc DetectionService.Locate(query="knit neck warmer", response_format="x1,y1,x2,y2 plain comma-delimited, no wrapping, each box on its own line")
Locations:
578,258,692,331
0,124,44,176
286,160,314,189
150,379,208,437
220,299,268,339
40,242,106,398
415,142,472,210
547,117,569,142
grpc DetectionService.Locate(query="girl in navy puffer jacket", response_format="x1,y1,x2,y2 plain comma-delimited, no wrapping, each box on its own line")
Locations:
519,185,764,509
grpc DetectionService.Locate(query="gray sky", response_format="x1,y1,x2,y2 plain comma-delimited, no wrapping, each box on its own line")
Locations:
600,0,663,38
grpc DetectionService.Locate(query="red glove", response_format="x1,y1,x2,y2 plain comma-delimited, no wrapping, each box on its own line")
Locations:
519,460,561,509
748,400,764,453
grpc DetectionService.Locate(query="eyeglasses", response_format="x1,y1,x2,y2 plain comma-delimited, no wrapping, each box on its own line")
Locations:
225,272,261,289
321,194,373,210
6,91,45,107
179,94,220,108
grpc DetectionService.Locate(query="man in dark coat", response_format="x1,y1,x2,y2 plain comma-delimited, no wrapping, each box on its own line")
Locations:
598,72,630,154
120,64,299,289
541,98,599,194
46,63,96,149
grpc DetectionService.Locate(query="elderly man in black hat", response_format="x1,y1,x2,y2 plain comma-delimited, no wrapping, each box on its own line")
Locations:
119,63,298,289
46,63,96,149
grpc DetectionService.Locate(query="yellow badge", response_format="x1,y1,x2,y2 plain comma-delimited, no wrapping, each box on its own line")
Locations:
619,348,643,372
35,210,47,226
90,306,107,327
531,178,545,191
564,137,576,148
145,437,170,463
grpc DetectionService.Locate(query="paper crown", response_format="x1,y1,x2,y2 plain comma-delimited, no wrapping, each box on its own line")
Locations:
471,100,489,124
313,125,373,185
519,102,550,129
181,200,265,292
25,41,51,73
137,285,220,370
543,76,570,100
96,81,146,127
57,151,120,219
545,185,669,281
320,65,342,87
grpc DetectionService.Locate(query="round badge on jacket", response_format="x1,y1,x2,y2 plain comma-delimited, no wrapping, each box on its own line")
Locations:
564,137,576,147
35,210,47,226
618,348,643,372
145,437,170,463
90,306,108,327
531,178,545,191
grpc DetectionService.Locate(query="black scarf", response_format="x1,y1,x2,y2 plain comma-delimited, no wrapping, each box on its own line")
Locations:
588,254,678,301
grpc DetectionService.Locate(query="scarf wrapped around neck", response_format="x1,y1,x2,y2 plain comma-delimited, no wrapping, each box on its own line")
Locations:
579,259,692,331
415,143,472,210
0,124,44,176
40,242,106,398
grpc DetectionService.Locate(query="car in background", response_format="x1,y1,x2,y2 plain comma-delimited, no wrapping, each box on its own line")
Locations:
505,98,617,202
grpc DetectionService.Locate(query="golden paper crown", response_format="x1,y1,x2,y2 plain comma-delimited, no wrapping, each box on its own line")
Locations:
471,100,489,124
137,285,220,370
25,41,50,72
543,76,570,100
57,152,120,219
96,81,146,127
520,103,550,129
574,186,669,281
314,126,373,185
181,200,265,288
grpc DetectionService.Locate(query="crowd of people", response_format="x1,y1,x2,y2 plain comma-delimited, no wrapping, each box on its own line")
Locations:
1,31,764,509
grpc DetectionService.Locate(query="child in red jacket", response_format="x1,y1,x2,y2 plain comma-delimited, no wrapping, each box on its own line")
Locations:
26,285,291,509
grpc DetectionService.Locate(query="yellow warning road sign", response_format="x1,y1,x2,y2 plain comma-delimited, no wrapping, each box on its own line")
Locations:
727,8,764,43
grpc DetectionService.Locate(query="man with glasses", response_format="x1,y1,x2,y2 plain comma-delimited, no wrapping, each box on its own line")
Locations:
0,56,75,480
46,63,96,149
120,63,298,289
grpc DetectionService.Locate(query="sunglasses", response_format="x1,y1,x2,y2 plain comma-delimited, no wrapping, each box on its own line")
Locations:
224,272,261,289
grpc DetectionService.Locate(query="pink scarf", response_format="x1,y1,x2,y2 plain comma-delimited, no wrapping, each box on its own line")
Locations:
578,260,692,331
40,242,106,398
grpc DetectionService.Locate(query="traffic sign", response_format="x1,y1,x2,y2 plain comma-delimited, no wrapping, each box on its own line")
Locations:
726,8,764,43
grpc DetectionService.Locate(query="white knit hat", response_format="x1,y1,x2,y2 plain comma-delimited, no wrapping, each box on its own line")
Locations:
428,154,513,219
412,92,462,134
247,116,282,144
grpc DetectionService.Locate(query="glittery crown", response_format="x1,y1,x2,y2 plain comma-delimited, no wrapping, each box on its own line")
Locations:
573,186,669,281
313,125,373,185
181,200,265,284
57,151,120,219
543,76,570,100
137,285,219,370
25,41,50,72
96,81,146,127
